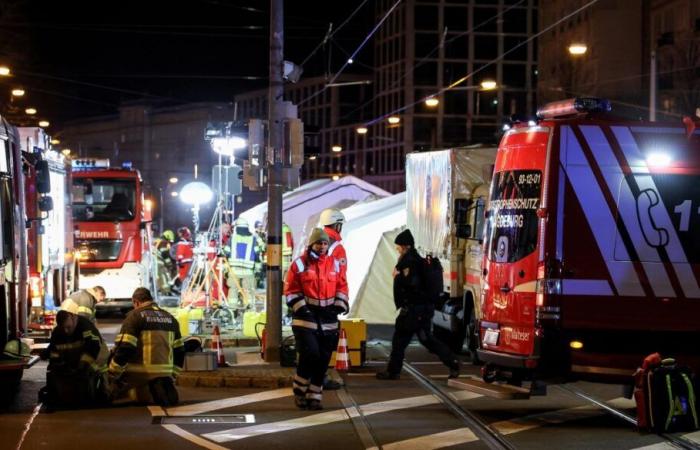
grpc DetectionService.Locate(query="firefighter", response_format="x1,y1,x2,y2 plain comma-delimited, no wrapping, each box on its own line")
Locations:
108,287,184,406
319,208,346,268
154,230,176,293
376,229,460,380
171,227,194,289
40,307,109,408
253,220,266,289
61,286,106,323
228,218,259,308
284,228,349,410
318,209,346,390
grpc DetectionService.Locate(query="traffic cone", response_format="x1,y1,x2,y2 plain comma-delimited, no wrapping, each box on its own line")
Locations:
335,328,351,372
212,324,226,367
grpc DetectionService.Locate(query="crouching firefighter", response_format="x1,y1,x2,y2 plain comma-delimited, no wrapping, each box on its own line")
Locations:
108,288,185,406
40,308,110,408
284,228,349,410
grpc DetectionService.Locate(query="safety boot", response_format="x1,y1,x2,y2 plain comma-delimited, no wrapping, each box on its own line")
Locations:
306,399,323,410
448,360,460,379
294,395,308,410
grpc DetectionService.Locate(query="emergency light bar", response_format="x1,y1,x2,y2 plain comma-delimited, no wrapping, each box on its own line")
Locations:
71,158,110,170
536,97,611,120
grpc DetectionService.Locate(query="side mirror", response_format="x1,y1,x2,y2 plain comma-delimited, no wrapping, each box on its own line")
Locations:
140,220,152,230
35,160,51,194
456,224,472,239
38,196,54,213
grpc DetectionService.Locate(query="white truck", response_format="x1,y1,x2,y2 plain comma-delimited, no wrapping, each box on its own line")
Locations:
405,146,496,358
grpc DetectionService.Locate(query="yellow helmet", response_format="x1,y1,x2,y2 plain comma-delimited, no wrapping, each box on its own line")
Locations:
3,339,31,359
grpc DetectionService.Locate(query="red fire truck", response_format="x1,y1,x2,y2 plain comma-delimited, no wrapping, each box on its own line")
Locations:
0,116,40,389
18,127,77,333
71,159,154,313
478,98,700,385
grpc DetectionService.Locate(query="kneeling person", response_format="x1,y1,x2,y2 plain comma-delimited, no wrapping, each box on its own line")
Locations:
109,287,184,406
41,309,109,408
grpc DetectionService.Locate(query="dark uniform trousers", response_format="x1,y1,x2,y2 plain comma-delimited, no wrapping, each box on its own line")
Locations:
293,326,339,399
387,305,456,375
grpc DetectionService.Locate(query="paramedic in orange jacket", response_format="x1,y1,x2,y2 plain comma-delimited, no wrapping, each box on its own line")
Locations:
284,227,349,411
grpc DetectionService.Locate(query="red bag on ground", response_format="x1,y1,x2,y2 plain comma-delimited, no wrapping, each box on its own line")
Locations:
634,352,662,430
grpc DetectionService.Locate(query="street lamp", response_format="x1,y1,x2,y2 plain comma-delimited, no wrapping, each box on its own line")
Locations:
210,136,247,157
170,191,178,197
356,126,368,135
568,43,587,56
480,80,497,90
25,107,37,115
38,120,49,128
51,139,60,145
180,181,213,233
169,177,178,184
0,66,10,76
11,88,24,97
331,145,342,153
61,149,71,156
425,97,439,107
387,116,401,125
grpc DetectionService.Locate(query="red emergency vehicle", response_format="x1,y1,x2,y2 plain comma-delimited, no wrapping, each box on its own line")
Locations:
71,159,154,313
479,98,700,384
18,127,77,333
0,116,35,388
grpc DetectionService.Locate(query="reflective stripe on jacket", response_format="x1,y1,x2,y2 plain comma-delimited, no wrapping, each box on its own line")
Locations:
64,290,98,322
283,251,349,331
110,302,185,381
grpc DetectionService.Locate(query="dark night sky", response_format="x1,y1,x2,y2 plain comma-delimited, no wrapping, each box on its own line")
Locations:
0,0,373,125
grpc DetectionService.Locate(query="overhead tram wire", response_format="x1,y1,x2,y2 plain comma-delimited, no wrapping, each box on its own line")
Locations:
299,0,402,107
340,0,528,121
298,0,371,67
363,0,601,127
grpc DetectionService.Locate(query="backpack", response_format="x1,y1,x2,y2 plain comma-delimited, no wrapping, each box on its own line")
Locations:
636,355,699,433
421,255,444,304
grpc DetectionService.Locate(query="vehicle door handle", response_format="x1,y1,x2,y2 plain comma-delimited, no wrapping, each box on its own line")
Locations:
500,285,511,293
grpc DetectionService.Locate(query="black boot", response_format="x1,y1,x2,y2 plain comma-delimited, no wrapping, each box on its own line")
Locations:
376,371,400,380
294,395,308,410
448,360,460,379
306,399,323,410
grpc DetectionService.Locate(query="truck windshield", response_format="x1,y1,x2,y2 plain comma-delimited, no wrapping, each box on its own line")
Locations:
72,178,136,222
485,170,542,263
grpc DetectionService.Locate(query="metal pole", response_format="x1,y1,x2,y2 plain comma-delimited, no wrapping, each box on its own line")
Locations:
650,50,657,122
265,0,284,362
159,187,164,233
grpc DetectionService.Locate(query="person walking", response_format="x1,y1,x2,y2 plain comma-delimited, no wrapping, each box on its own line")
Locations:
108,287,184,406
376,229,460,380
284,228,349,410
60,286,106,323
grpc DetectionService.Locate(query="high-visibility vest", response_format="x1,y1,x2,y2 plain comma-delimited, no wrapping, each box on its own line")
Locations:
230,233,256,270
282,224,294,257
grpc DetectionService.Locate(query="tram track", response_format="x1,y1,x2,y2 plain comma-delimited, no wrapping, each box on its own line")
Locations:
558,384,700,450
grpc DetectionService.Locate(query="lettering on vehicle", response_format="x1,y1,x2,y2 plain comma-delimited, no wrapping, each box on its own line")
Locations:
79,231,110,239
503,327,531,345
490,198,539,211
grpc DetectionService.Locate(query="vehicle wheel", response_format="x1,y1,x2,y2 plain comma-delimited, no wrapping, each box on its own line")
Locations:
466,309,482,365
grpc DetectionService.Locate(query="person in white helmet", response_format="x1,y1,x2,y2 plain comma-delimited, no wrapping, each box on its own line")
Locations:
318,208,347,390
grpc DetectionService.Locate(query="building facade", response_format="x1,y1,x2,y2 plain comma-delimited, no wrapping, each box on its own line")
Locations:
58,102,265,231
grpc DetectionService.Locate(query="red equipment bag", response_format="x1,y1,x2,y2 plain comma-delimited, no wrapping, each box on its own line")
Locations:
634,352,662,430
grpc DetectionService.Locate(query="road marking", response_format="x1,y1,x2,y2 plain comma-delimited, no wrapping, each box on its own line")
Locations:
630,444,676,450
375,398,628,450
165,388,291,416
203,391,482,443
162,424,230,450
682,430,700,444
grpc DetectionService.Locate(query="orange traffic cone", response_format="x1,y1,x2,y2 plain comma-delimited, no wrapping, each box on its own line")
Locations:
335,328,351,372
212,324,226,367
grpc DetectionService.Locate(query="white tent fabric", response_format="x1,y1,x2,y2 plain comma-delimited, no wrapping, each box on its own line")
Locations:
349,227,405,324
295,192,406,322
238,176,390,251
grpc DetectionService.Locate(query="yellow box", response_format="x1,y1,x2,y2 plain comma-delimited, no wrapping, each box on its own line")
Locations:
243,311,267,338
176,307,204,337
330,319,367,368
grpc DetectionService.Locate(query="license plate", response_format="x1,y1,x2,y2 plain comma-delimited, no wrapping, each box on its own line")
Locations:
483,328,500,346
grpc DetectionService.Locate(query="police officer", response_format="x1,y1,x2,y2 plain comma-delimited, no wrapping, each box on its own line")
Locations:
284,228,349,410
108,287,184,406
41,307,109,407
228,218,259,308
61,286,106,323
376,229,460,380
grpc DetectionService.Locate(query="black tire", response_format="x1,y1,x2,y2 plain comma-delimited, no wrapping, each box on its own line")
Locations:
466,308,482,365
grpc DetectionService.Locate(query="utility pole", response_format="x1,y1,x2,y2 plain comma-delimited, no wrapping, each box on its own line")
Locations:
265,0,284,362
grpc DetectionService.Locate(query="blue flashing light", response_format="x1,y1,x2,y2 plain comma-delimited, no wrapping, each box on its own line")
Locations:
537,97,612,119
32,146,42,155
122,161,133,169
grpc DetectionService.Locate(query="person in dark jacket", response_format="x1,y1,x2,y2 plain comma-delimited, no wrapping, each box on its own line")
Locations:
376,229,460,380
40,310,109,407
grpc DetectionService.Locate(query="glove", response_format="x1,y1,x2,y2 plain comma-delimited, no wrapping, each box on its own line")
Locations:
329,305,346,315
294,305,314,320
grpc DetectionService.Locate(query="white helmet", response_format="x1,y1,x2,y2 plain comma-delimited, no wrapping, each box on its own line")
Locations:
319,208,345,226
235,217,250,229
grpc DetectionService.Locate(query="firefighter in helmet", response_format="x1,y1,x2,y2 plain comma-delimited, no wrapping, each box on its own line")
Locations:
227,218,259,308
108,288,184,406
154,230,176,294
319,208,346,269
171,227,194,290
284,228,348,410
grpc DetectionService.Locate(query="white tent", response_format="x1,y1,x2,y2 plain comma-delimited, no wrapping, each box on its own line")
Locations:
349,227,405,324
296,192,407,324
239,176,390,250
